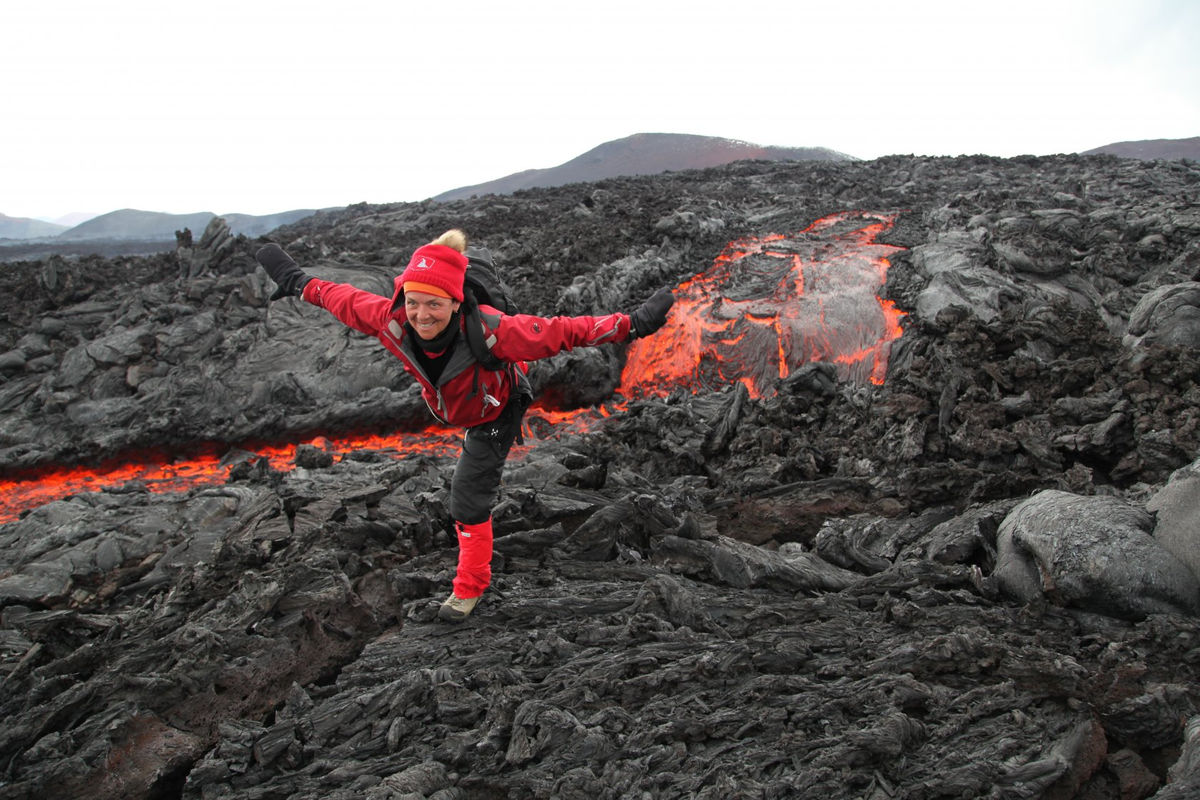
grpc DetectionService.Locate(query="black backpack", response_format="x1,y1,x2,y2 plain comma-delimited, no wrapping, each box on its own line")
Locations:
461,246,517,372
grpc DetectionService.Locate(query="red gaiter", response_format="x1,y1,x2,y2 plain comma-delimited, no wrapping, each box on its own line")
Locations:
452,518,493,598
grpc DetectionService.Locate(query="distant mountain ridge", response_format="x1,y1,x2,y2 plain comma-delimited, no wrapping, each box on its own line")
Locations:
0,214,69,240
0,208,320,244
433,132,856,202
0,207,325,263
58,208,322,241
1081,136,1200,160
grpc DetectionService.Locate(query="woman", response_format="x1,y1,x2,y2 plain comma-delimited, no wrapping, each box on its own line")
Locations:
255,230,674,622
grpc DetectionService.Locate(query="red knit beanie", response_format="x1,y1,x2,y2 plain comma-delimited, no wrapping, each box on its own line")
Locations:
399,244,468,302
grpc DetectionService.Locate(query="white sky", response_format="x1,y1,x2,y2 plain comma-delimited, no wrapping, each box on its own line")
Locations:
4,0,1198,222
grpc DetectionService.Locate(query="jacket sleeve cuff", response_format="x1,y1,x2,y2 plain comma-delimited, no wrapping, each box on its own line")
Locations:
623,313,637,341
301,277,323,305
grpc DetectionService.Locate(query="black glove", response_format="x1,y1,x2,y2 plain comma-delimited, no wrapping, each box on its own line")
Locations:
255,244,313,300
629,287,675,338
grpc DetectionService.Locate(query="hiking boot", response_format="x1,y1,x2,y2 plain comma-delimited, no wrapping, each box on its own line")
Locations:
438,592,480,623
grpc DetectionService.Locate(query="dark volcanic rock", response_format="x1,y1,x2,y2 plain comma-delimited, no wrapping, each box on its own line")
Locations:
994,490,1200,619
1,154,1200,799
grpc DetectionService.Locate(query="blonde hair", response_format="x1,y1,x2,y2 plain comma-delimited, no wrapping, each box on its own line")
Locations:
431,229,468,253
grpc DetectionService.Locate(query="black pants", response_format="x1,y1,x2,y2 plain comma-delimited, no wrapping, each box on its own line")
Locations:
448,392,531,524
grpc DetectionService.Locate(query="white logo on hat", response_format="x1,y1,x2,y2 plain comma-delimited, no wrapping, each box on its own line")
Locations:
415,257,434,270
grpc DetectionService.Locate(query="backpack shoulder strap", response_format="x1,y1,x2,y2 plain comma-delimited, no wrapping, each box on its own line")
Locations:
461,292,504,372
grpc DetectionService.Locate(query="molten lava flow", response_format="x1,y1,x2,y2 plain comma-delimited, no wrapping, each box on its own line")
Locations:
0,211,905,524
621,210,905,398
0,426,465,525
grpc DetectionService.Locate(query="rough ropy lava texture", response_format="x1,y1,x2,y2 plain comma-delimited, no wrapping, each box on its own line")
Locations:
1,154,1199,799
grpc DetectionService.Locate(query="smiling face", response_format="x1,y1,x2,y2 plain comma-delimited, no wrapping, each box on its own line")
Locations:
405,290,461,341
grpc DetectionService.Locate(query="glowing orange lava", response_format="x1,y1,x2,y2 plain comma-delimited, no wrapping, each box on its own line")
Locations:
0,211,904,523
622,210,904,399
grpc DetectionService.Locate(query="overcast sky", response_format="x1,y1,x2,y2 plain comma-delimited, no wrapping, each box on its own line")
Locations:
4,0,1198,222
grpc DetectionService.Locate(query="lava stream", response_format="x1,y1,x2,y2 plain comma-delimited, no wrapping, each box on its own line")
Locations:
622,210,904,398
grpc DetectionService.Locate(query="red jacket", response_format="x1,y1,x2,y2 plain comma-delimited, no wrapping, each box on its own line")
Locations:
301,277,633,428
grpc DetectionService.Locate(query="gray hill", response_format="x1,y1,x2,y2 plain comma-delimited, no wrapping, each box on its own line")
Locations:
58,208,320,241
0,213,68,240
433,131,855,201
1082,135,1200,160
